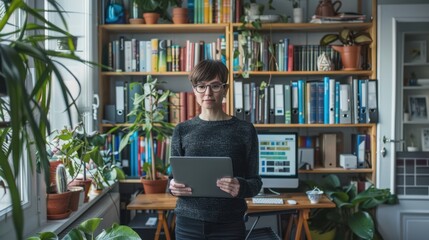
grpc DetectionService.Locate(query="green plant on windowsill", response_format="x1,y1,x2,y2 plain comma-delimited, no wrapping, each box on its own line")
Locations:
118,75,174,181
27,218,140,240
46,121,125,191
305,174,399,240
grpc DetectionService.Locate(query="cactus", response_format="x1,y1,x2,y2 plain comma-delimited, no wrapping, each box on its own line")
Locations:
55,164,68,193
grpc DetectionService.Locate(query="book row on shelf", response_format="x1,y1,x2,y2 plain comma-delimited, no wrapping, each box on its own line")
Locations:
105,76,378,126
188,0,243,24
104,36,226,73
235,34,347,72
104,79,226,125
103,34,369,74
105,131,172,178
104,127,371,177
105,128,371,178
233,77,378,125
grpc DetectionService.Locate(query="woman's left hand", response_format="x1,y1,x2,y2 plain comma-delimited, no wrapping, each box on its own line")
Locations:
217,177,240,197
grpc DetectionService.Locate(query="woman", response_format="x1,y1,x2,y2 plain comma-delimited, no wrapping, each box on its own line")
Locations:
169,59,262,239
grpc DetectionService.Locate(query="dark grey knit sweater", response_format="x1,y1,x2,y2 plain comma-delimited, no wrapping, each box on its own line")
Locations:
170,116,262,223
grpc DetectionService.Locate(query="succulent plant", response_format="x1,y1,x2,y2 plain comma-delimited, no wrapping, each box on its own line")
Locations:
55,164,68,194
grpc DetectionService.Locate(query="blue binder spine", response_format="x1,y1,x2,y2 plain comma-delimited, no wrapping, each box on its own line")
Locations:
323,76,330,124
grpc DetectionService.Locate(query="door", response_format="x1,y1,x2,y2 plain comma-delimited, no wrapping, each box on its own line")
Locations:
377,4,429,240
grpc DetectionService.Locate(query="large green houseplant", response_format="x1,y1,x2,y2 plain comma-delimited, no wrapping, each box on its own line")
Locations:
27,217,140,240
306,174,398,240
119,75,174,192
0,0,90,238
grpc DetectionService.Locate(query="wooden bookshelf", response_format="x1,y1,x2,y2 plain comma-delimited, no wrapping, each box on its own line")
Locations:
98,0,378,184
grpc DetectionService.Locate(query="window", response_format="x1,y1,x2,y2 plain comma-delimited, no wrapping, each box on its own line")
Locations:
0,1,29,218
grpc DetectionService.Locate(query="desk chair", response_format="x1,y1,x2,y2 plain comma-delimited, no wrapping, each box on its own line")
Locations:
244,210,297,240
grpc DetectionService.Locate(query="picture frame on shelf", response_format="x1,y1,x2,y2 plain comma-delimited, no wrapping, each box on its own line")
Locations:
404,40,427,63
408,95,429,122
422,128,429,151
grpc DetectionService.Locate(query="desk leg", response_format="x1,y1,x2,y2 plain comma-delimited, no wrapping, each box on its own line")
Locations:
155,211,171,240
294,212,304,240
292,209,312,240
285,214,297,240
155,211,163,240
301,209,312,240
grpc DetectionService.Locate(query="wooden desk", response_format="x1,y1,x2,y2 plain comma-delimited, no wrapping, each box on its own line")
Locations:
127,193,335,240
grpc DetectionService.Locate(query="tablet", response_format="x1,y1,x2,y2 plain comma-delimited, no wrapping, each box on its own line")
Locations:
170,156,233,198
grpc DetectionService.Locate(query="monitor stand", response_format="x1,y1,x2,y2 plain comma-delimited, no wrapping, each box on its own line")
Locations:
256,187,281,197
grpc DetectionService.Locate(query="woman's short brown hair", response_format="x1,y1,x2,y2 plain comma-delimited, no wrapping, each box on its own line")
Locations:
188,60,229,86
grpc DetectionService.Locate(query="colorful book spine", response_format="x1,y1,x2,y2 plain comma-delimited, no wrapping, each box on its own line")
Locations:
323,76,330,124
166,40,172,72
188,0,194,23
335,81,340,124
298,79,305,124
158,39,167,72
151,38,159,72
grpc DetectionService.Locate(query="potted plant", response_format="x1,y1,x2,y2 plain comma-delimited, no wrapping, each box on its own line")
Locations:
27,217,141,240
0,1,89,238
119,75,174,193
47,122,126,201
289,0,303,23
46,164,72,220
306,174,399,240
134,0,182,24
320,28,373,70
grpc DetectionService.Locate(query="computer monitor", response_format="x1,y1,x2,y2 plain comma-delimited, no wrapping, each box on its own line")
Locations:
257,132,299,193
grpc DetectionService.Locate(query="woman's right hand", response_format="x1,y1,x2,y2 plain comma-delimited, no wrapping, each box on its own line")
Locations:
169,178,192,196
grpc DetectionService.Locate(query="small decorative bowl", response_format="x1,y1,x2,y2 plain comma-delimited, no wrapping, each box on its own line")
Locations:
306,188,324,204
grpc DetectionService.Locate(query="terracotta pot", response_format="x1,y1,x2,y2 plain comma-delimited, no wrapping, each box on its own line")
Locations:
141,177,168,194
69,178,92,203
332,45,362,70
46,191,72,216
172,7,188,16
68,186,83,211
129,18,144,24
143,13,160,24
173,16,188,24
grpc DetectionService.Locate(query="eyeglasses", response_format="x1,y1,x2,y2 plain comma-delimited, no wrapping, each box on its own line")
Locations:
193,83,226,93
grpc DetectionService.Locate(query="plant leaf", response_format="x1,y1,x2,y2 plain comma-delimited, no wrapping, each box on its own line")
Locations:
348,211,374,239
95,225,141,240
77,217,102,236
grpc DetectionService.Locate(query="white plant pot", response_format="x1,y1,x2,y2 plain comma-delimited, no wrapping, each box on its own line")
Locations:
293,8,304,23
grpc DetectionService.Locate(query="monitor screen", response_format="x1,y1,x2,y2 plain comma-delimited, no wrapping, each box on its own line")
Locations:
258,132,299,190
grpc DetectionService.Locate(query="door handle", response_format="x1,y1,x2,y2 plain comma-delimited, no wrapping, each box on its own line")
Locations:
381,147,387,157
383,136,404,144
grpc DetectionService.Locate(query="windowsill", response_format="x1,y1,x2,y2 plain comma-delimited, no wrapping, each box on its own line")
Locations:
31,182,118,236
